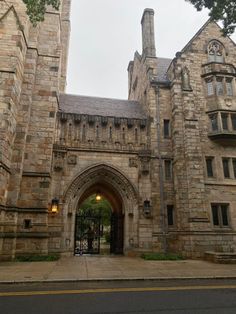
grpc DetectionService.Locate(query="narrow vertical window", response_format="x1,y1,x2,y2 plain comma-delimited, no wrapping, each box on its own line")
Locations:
216,77,224,96
164,120,170,138
206,78,214,96
226,78,233,96
164,160,172,180
221,205,229,226
231,114,236,131
122,127,125,142
211,205,219,226
167,205,174,226
209,114,218,131
109,126,112,140
221,113,228,130
82,124,86,140
232,159,236,178
135,128,138,143
206,157,214,177
96,125,99,138
222,158,230,178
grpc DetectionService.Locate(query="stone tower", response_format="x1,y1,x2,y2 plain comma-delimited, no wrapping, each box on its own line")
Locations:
0,0,71,260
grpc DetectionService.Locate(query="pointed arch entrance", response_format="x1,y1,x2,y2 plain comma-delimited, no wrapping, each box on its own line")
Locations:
62,164,139,255
75,182,124,254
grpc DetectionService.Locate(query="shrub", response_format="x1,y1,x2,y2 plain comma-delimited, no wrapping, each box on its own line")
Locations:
141,252,184,261
15,254,60,262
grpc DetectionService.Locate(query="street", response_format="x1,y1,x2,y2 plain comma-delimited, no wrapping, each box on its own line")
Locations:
1,280,236,314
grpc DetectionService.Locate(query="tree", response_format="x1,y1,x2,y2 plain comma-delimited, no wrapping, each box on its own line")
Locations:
79,195,112,226
186,0,236,35
22,0,60,26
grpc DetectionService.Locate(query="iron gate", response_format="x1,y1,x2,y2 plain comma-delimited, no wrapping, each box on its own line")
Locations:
74,211,101,255
110,212,124,254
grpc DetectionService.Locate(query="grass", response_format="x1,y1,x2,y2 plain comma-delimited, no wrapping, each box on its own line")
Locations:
15,254,60,262
141,252,184,261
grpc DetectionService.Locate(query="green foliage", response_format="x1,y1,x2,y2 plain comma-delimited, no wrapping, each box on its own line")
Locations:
79,195,112,226
186,0,236,35
22,0,60,26
104,231,111,243
15,254,60,262
141,252,184,261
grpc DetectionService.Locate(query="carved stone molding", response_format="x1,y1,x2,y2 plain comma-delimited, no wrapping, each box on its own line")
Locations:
140,156,150,175
64,164,138,206
67,154,77,165
53,152,65,171
129,157,138,168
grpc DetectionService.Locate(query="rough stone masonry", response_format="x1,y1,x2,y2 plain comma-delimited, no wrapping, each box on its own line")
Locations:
0,2,236,261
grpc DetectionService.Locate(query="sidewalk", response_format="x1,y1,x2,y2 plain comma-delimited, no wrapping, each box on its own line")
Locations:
1,255,236,284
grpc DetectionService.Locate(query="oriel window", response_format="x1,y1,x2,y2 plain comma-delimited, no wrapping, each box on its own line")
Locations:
216,77,224,96
226,78,233,96
221,113,228,130
209,114,218,131
231,114,236,131
232,159,236,178
206,78,214,96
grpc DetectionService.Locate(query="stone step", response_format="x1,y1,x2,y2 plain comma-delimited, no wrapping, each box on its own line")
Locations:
205,251,236,264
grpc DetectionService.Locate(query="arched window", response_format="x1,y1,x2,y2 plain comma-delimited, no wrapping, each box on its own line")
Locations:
207,40,224,63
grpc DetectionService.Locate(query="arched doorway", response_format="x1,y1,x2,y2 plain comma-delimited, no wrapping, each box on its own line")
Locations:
74,183,124,255
62,164,139,255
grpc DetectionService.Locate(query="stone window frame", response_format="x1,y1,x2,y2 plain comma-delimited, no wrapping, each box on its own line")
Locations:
222,158,230,178
109,125,113,141
208,111,236,134
166,204,175,227
164,159,172,180
221,157,236,180
207,40,225,63
205,156,215,179
134,127,138,143
163,119,171,139
205,76,235,97
209,112,219,132
210,203,230,228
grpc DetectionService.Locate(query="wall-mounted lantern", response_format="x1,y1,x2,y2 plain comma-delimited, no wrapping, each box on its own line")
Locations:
51,198,59,214
143,199,152,217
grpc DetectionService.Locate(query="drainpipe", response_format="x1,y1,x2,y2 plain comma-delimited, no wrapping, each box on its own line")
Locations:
155,85,167,253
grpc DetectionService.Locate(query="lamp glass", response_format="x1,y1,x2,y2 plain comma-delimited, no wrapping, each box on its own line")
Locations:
96,194,102,202
51,204,58,213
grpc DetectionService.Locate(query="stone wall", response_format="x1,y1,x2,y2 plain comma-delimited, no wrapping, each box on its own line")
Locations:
0,0,71,260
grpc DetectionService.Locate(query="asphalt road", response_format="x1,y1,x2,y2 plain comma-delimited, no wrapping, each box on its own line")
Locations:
1,279,236,314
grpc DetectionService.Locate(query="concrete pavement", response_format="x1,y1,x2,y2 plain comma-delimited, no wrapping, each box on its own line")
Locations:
1,255,236,284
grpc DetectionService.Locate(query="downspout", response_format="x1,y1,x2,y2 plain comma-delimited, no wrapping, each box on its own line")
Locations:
155,85,167,253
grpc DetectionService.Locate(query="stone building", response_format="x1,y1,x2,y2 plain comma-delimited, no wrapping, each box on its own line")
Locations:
0,1,236,260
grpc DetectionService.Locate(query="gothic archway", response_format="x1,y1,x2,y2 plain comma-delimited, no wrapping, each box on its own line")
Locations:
61,164,139,255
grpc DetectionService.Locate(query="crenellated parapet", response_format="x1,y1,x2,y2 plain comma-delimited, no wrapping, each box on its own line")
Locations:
55,112,149,152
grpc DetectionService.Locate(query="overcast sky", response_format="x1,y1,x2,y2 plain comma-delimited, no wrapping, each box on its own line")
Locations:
66,0,236,100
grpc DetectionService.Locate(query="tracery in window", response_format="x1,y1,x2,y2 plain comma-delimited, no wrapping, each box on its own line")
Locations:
207,40,224,63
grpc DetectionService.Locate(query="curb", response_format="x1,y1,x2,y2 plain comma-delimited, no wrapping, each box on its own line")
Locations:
1,276,236,285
